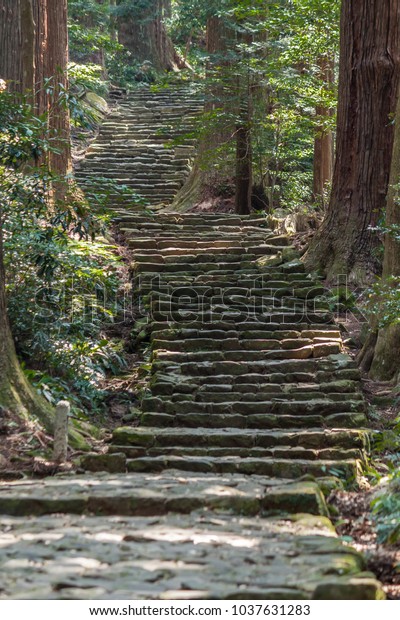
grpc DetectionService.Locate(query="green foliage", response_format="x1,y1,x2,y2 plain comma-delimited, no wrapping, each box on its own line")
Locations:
6,226,126,414
80,175,147,211
69,62,108,97
364,276,400,329
68,0,116,62
107,50,158,87
361,221,400,329
0,94,49,170
111,0,158,21
372,417,400,463
371,469,400,545
68,0,160,88
167,0,340,208
256,0,339,208
0,89,127,416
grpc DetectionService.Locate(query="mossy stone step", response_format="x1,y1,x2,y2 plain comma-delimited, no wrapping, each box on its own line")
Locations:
111,427,368,450
126,455,360,479
151,337,338,352
0,510,384,600
140,411,367,429
150,368,361,389
114,445,362,462
151,345,340,362
0,473,327,517
150,326,341,339
141,397,365,416
151,379,360,397
152,355,356,376
183,391,363,404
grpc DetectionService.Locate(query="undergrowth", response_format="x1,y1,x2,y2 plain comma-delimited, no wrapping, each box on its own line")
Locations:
368,414,400,545
5,217,128,418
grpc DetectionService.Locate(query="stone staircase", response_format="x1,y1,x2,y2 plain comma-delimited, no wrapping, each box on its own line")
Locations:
109,212,369,484
75,86,202,208
0,98,384,599
0,211,383,599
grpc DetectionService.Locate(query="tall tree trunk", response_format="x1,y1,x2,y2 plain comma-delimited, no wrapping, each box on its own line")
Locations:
173,15,236,210
0,1,53,425
313,58,334,207
305,0,400,284
235,30,253,215
368,87,400,382
20,0,35,94
109,0,117,42
0,1,23,90
235,122,252,214
46,0,72,181
32,0,48,117
117,0,179,72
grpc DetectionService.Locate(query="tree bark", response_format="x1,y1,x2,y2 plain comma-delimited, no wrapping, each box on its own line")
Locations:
235,30,253,215
313,58,334,207
20,0,35,94
0,1,23,90
32,0,48,117
109,0,117,42
369,86,400,382
46,0,72,181
304,0,400,284
235,122,252,214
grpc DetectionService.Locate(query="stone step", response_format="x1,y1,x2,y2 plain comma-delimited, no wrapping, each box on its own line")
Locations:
139,281,322,294
150,369,361,391
141,397,365,416
128,241,285,252
151,336,339,351
151,379,360,397
134,268,309,280
151,345,340,362
111,427,367,450
126,455,359,478
135,251,278,263
149,299,330,314
151,357,356,378
149,312,333,325
125,227,279,238
116,214,271,224
140,411,367,429
78,168,189,176
149,322,339,335
181,391,362,403
0,473,329,518
115,445,362,461
0,508,384,600
131,246,292,258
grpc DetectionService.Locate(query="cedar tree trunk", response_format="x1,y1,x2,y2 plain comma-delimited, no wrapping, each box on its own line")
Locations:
305,0,400,284
118,0,180,72
369,87,400,382
47,0,72,180
313,58,334,206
